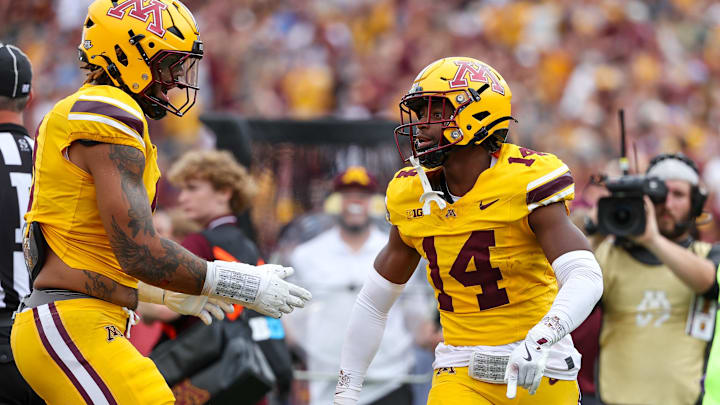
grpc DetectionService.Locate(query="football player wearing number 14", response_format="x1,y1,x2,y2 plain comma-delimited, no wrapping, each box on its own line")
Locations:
333,57,603,405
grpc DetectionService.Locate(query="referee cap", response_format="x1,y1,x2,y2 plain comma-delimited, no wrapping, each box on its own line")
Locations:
0,43,32,99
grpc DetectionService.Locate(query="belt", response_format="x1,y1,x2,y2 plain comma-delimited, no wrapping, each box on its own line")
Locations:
15,289,139,339
16,289,94,314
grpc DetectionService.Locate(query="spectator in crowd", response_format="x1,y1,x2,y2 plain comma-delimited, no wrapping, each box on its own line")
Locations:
595,153,720,405
284,166,432,405
162,149,294,403
0,42,43,405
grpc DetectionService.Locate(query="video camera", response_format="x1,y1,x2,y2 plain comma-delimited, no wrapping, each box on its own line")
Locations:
596,175,668,236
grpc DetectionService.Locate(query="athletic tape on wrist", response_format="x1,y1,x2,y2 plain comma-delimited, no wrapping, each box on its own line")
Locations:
214,266,261,303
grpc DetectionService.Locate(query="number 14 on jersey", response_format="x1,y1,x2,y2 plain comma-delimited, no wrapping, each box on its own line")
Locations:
423,230,510,312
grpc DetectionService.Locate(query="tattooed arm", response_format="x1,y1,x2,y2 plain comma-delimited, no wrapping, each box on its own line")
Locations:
86,143,206,294
80,142,311,318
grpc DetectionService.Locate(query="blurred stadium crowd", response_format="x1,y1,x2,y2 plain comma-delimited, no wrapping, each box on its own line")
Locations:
4,0,720,246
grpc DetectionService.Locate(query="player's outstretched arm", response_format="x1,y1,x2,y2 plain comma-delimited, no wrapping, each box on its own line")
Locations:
505,202,603,398
334,226,420,405
92,143,206,293
85,143,310,317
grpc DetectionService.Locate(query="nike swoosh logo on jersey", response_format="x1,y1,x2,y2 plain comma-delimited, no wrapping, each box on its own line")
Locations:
479,199,499,210
522,343,532,362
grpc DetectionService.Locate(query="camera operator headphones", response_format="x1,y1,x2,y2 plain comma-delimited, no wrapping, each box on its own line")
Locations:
646,153,707,218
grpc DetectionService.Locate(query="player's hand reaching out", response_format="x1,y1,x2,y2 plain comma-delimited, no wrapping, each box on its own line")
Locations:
163,292,235,325
203,261,312,318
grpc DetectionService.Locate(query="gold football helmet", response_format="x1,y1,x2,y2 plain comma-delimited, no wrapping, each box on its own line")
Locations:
394,57,514,167
78,0,203,119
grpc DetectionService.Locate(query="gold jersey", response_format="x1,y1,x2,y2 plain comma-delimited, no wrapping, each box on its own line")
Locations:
386,143,574,346
25,84,160,288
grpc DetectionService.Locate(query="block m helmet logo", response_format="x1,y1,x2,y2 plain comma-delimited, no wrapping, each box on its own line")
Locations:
448,60,505,95
107,0,168,37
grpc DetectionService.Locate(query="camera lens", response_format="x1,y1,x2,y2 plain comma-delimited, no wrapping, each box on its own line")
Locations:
614,206,631,224
598,196,646,236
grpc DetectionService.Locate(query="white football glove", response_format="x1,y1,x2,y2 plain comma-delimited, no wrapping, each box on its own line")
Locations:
164,293,235,325
504,324,554,398
137,281,234,325
202,261,312,318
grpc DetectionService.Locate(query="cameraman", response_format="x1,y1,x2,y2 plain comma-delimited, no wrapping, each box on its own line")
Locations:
595,154,720,405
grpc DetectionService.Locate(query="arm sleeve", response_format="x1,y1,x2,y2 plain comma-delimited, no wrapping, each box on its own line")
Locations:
335,268,406,401
538,250,604,344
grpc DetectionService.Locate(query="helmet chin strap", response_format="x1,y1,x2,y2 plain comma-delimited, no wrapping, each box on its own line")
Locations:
136,96,167,120
418,148,448,168
408,155,446,215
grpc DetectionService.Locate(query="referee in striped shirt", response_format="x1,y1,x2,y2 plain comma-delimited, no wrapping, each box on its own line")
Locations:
0,42,43,405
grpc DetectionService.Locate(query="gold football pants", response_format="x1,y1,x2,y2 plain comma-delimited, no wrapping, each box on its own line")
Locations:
428,366,579,405
11,298,174,404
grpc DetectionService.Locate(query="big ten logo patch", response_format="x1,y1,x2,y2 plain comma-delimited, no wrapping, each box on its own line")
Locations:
104,325,124,342
636,290,671,327
406,208,424,219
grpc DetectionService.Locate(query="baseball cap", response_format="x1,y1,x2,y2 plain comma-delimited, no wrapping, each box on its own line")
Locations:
333,166,378,193
0,43,32,99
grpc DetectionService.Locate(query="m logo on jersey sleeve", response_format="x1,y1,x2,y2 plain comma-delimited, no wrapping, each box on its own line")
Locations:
107,0,168,37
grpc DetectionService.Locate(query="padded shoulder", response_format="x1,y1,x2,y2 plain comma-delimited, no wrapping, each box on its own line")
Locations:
385,166,441,226
66,85,148,151
499,144,575,213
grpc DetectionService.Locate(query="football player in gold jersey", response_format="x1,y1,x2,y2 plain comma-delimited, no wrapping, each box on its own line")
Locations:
11,1,310,404
333,57,603,405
